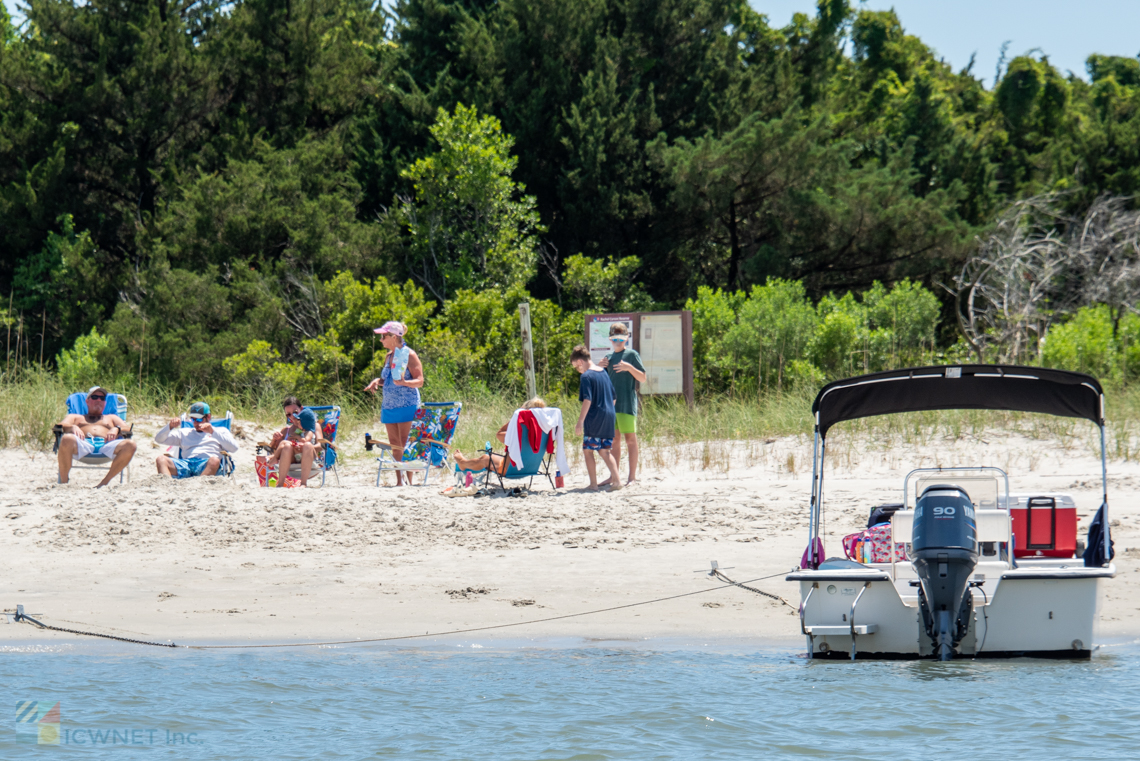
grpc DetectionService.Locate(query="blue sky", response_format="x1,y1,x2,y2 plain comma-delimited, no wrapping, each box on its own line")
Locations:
752,0,1140,85
5,0,1139,86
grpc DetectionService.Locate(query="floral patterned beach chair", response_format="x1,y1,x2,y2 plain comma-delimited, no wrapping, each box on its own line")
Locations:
373,402,462,486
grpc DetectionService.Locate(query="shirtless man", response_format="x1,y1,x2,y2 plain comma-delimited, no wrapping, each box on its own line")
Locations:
56,387,137,487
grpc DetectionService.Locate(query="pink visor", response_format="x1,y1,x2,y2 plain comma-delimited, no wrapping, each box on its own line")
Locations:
373,321,406,336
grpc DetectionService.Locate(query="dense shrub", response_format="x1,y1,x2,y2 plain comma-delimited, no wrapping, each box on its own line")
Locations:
1042,306,1139,382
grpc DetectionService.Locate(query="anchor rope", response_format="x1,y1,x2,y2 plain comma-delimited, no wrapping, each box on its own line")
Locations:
711,569,798,610
12,571,793,651
14,611,177,648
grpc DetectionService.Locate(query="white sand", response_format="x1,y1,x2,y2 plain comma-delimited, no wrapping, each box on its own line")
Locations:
2,415,1138,648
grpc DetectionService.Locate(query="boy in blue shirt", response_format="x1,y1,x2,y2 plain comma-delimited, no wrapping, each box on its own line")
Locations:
570,344,622,491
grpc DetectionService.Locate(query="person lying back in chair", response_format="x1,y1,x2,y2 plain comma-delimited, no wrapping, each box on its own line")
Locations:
56,386,136,487
452,397,546,475
154,402,239,479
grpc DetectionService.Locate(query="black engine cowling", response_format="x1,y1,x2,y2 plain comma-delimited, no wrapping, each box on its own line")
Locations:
912,484,978,660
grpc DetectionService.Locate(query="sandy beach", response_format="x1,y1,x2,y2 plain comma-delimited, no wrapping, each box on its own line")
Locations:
2,415,1139,648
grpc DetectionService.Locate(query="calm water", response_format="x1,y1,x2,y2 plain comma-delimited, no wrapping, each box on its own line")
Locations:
3,639,1139,759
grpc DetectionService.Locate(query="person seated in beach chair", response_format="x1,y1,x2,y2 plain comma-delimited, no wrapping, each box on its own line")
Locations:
262,396,320,487
154,402,239,479
55,386,136,487
452,397,548,477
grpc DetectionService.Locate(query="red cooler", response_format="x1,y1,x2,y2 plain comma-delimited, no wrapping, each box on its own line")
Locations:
1011,495,1078,558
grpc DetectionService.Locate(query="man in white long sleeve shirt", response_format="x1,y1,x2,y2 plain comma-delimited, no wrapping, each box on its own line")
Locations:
154,402,239,478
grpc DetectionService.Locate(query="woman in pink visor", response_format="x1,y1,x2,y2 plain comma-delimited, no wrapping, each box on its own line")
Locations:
364,321,425,485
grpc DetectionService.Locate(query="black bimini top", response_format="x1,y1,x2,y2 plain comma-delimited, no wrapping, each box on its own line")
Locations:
812,365,1104,439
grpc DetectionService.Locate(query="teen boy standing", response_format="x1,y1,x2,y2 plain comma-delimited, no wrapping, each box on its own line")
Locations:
570,345,622,491
599,323,646,485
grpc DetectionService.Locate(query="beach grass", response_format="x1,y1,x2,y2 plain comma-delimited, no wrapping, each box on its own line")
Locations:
4,370,1140,468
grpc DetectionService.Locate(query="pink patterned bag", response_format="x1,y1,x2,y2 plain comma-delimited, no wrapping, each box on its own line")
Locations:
843,524,908,563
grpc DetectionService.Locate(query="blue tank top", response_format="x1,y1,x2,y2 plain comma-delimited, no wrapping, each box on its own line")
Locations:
381,350,420,410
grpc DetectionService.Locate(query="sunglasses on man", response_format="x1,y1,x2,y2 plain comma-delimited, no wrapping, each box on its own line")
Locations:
609,337,627,343
89,394,107,401
189,413,207,421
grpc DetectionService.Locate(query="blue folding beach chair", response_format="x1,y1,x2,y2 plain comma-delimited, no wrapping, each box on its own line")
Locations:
255,405,341,487
52,391,133,484
161,411,237,477
491,410,556,492
292,405,340,486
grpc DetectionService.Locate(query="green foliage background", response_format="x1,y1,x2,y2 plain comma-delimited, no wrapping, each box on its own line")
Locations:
1,0,1139,402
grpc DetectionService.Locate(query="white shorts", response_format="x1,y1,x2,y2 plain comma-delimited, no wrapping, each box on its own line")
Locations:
74,438,128,461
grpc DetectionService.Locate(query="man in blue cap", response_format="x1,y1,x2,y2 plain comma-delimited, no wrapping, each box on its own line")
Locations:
154,402,239,479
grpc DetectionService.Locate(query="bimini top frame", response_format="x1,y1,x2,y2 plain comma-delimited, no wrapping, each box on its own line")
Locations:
813,365,1103,439
804,365,1110,569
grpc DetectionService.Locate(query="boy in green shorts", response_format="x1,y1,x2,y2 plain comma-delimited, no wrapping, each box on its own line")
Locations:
600,322,646,485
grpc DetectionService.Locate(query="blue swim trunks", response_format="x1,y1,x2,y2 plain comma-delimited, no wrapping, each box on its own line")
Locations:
172,457,211,479
582,436,613,451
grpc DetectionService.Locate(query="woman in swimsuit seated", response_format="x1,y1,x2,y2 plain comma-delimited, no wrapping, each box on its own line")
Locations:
453,397,546,475
265,396,319,487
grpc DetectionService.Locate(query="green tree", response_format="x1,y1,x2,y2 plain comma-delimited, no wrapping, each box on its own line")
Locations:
11,215,106,359
397,103,544,300
863,278,940,366
57,328,112,389
1041,305,1120,381
0,0,222,273
722,278,818,390
561,254,653,313
685,285,745,391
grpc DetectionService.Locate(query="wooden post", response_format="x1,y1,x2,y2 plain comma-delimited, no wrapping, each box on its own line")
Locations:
519,302,537,400
5,290,11,381
139,317,146,386
1124,328,1129,387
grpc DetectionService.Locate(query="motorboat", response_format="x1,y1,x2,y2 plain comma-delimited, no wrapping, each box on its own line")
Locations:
790,365,1116,660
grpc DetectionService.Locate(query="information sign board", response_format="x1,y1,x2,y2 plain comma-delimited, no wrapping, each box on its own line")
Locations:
586,313,635,364
640,313,684,394
583,310,693,405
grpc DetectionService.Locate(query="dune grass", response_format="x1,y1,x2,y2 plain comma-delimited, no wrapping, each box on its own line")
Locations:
4,371,1140,470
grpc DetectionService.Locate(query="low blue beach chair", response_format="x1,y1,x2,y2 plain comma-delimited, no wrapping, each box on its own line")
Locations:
162,411,237,477
292,405,341,487
491,410,556,493
52,390,133,484
254,405,341,487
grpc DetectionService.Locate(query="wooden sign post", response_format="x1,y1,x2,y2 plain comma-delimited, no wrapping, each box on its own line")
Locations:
519,302,538,399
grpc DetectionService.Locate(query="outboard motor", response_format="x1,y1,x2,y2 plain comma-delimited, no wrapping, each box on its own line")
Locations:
912,485,978,660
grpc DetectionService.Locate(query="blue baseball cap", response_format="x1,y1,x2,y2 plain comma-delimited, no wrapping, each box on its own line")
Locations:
188,401,211,419
297,408,318,433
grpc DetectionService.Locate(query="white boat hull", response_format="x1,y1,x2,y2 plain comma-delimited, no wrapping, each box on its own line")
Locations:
790,561,1113,659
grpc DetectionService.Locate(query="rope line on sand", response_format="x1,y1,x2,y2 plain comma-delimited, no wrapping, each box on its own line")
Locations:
13,571,794,651
14,610,177,648
711,569,798,611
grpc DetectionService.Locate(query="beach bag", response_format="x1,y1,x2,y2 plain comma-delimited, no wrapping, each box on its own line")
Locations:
255,454,302,488
843,523,908,563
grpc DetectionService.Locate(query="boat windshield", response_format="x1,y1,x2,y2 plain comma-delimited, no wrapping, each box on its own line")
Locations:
906,468,1006,510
